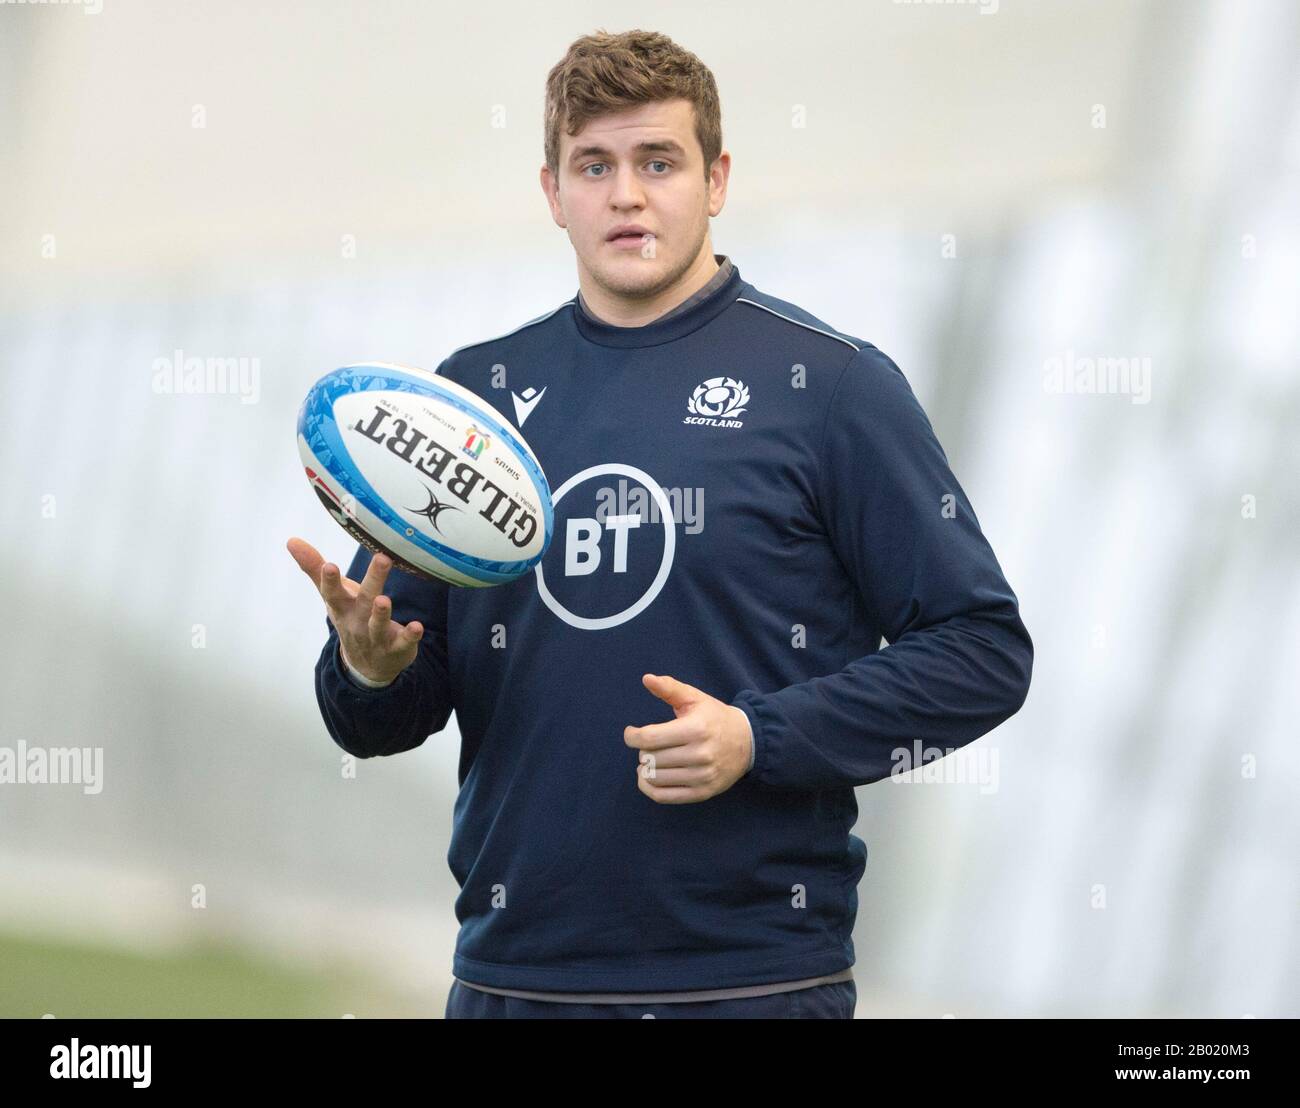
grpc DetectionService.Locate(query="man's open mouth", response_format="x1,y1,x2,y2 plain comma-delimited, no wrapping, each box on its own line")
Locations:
607,226,654,243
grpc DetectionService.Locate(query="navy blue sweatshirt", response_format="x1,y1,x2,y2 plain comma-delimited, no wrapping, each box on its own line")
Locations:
312,257,1033,993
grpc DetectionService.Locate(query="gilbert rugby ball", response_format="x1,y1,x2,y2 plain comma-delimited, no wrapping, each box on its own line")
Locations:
297,362,553,587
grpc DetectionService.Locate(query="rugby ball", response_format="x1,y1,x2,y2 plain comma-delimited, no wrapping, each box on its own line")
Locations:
297,362,553,587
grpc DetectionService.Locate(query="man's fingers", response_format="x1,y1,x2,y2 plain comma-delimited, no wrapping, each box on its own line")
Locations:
638,764,711,787
367,594,392,644
289,538,359,612
292,541,417,665
286,537,324,580
625,717,697,751
634,745,704,771
318,562,355,611
357,553,394,608
638,780,707,805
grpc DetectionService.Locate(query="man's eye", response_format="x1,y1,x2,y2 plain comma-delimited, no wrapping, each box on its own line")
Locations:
582,161,669,177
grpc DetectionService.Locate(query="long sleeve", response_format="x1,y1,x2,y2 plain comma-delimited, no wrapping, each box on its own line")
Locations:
313,543,456,758
731,344,1033,791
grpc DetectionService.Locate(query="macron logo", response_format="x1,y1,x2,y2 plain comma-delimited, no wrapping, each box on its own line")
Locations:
511,385,547,427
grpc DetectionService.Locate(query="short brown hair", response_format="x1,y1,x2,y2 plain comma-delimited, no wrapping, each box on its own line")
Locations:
543,29,722,180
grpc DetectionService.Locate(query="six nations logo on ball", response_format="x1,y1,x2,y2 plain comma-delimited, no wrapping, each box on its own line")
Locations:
684,376,749,428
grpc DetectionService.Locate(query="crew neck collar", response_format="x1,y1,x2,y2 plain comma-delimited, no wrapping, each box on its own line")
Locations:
570,255,746,349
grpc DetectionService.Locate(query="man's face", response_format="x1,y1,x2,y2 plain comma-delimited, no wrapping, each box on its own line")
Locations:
541,98,729,301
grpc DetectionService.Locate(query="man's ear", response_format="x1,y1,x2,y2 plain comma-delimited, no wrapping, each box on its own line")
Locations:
540,165,566,229
707,151,731,218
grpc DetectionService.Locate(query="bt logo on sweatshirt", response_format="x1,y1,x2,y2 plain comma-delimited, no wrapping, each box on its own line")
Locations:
535,462,677,631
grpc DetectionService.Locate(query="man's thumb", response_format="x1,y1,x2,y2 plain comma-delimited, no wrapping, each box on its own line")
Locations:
643,673,700,709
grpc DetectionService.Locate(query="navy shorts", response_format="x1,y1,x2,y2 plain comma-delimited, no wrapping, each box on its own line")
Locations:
445,978,856,1019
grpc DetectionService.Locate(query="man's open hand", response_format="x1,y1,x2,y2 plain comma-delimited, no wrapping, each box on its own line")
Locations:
287,537,423,686
624,674,753,803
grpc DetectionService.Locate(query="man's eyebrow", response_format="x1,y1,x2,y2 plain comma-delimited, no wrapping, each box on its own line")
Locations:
568,139,688,164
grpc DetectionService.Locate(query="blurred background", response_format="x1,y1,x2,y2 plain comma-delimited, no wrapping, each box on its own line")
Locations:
1,0,1296,1018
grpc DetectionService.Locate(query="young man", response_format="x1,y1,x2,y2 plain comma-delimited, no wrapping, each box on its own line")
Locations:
288,29,1032,1019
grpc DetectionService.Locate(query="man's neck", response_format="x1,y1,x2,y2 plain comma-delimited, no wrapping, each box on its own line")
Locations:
577,248,721,328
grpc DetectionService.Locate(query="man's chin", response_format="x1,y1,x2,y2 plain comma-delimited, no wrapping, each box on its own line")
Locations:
589,257,671,298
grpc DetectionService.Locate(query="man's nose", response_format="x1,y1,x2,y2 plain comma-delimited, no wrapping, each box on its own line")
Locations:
609,165,646,208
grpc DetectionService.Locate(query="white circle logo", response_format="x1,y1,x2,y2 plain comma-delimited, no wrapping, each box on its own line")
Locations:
534,463,676,630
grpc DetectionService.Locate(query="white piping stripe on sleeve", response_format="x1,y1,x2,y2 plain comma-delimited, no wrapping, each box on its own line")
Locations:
734,297,862,352
445,300,577,358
